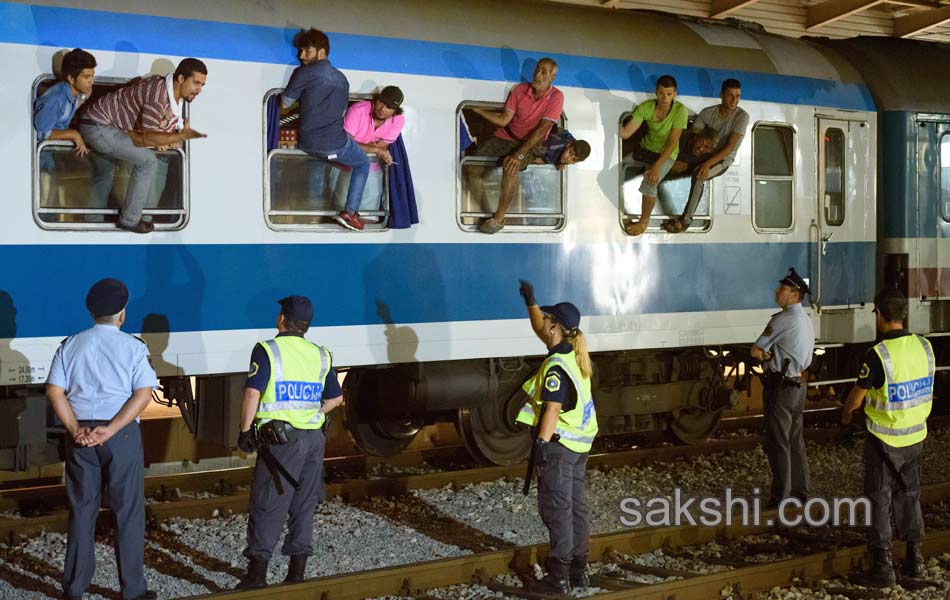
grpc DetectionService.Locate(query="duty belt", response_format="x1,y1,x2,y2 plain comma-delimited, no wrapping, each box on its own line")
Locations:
761,371,803,389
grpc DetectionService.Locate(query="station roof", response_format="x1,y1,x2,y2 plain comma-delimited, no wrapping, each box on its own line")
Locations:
545,0,950,43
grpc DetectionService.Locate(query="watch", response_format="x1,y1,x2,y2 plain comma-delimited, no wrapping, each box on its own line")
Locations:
535,437,548,447
517,153,525,160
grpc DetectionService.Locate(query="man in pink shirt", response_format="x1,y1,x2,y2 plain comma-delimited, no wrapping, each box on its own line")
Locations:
331,86,405,213
468,58,563,234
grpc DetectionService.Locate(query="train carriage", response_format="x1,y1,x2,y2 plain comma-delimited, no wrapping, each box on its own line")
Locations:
0,0,887,468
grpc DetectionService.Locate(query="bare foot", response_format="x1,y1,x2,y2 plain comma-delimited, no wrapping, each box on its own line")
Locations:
625,221,648,236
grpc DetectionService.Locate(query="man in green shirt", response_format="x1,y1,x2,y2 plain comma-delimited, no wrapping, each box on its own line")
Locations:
620,75,688,236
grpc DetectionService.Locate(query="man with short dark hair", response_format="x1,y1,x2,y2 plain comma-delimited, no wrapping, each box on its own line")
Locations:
468,58,563,233
46,278,158,600
532,128,591,170
663,79,748,233
34,48,97,159
236,296,344,588
750,268,815,508
80,58,208,233
281,28,369,231
843,289,933,588
668,131,715,177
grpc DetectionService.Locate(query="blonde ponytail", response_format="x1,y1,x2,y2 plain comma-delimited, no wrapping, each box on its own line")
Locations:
566,328,592,379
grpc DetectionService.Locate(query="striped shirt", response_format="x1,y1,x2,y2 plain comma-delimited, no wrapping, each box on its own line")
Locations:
84,75,178,133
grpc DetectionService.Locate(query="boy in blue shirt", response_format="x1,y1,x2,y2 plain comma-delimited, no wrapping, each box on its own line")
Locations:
33,48,97,162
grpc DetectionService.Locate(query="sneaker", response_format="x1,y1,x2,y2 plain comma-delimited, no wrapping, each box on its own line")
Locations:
478,218,504,234
117,219,155,234
335,211,365,231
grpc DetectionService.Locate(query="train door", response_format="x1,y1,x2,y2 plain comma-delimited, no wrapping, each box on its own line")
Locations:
814,116,871,310
918,119,950,304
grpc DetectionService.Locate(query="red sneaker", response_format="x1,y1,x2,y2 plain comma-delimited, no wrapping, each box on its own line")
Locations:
335,211,365,231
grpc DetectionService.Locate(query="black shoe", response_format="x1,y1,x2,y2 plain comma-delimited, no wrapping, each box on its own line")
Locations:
850,549,896,588
902,541,923,579
529,557,571,595
236,558,269,590
570,556,591,588
117,219,154,234
284,555,308,583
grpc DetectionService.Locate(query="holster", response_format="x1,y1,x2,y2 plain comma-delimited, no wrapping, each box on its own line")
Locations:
258,420,296,445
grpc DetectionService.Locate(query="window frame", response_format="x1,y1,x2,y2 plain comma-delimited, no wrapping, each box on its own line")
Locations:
822,126,846,227
940,132,950,224
750,121,796,234
31,74,190,231
455,100,567,233
262,88,390,232
616,110,713,234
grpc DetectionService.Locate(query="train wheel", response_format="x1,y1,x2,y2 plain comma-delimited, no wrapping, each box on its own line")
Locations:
669,407,721,444
457,363,532,465
343,369,423,456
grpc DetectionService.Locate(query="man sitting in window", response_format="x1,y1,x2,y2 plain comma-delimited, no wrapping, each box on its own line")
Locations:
331,86,405,213
281,28,369,232
467,58,564,234
79,58,208,233
34,48,97,161
620,75,688,236
531,128,591,170
663,78,748,233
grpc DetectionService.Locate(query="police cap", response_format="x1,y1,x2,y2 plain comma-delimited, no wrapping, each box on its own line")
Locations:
85,278,129,317
779,267,811,295
278,295,313,323
539,302,581,331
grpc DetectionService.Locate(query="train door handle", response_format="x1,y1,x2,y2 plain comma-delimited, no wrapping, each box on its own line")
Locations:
821,231,834,256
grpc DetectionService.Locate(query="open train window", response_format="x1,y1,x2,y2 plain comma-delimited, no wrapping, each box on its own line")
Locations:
823,127,845,226
456,101,565,232
32,75,188,231
752,123,795,231
618,112,712,233
941,134,950,223
263,89,389,231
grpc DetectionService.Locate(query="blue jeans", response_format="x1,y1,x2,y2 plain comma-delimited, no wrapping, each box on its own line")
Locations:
80,124,157,226
301,137,369,215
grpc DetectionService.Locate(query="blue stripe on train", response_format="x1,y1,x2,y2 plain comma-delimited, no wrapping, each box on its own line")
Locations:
0,242,874,339
0,2,875,110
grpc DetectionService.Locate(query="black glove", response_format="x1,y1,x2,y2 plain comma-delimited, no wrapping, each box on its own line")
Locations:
237,428,257,453
321,411,332,434
519,280,536,307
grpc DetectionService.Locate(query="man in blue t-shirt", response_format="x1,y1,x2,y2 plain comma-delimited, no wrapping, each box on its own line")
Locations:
280,28,370,231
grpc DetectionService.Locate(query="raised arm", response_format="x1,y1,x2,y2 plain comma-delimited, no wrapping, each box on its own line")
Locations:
471,106,514,128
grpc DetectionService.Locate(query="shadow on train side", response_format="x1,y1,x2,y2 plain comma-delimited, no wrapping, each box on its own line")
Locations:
0,291,48,470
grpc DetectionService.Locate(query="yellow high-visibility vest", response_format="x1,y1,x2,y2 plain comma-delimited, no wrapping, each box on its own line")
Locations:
864,334,934,448
256,336,332,430
515,350,598,453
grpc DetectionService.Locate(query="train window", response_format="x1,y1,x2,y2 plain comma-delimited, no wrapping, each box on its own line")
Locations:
457,102,565,232
941,134,950,223
619,113,711,233
823,128,845,226
752,123,795,231
32,75,188,231
263,89,389,231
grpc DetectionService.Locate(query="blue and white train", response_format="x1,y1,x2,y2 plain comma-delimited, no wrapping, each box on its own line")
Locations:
0,0,944,467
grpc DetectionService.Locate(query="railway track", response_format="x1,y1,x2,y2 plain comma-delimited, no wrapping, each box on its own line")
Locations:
0,430,847,541
186,482,950,600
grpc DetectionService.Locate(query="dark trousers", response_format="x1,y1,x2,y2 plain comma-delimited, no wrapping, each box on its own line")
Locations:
864,436,924,552
537,442,590,563
679,161,728,225
63,421,146,600
245,428,326,561
763,382,810,501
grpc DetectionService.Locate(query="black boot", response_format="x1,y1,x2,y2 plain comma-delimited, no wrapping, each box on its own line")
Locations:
902,541,923,579
529,558,571,595
236,558,268,589
570,555,591,588
285,555,308,583
850,548,896,588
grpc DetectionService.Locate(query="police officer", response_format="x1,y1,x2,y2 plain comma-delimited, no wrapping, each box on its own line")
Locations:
515,281,598,593
46,278,158,600
842,289,933,587
750,267,815,507
236,295,343,589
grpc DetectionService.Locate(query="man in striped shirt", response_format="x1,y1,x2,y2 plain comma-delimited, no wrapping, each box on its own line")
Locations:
80,58,208,233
